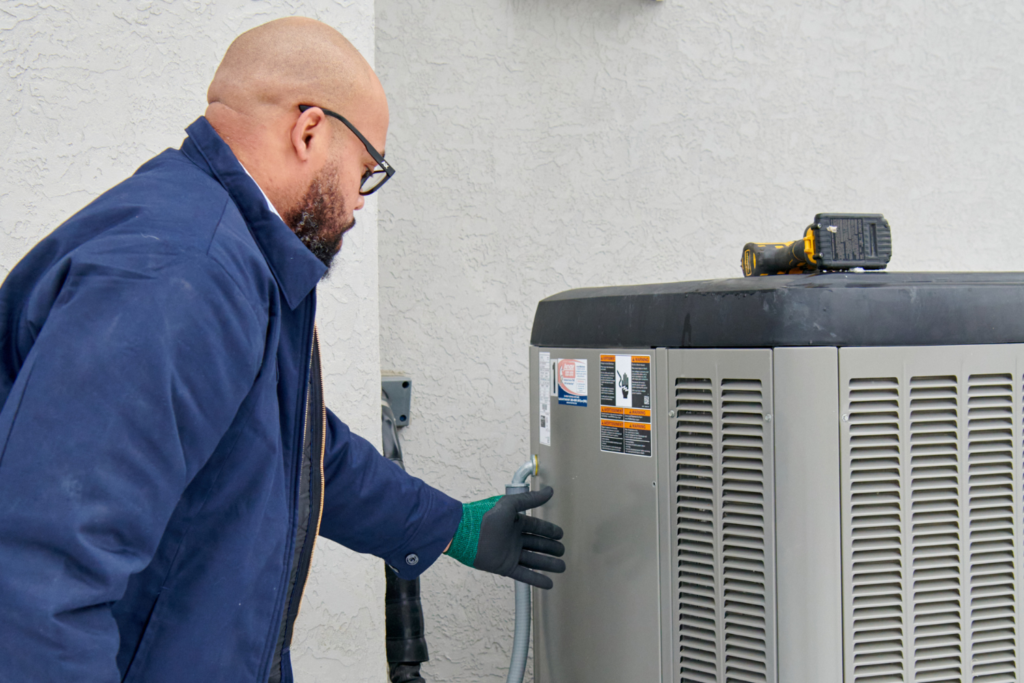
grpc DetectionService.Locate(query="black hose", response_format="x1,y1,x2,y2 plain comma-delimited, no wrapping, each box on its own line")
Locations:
382,391,429,683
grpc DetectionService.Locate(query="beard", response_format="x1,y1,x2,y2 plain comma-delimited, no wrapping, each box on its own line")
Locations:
283,163,354,273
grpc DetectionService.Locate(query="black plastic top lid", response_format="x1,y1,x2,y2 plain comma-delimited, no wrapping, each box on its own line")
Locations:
530,272,1024,349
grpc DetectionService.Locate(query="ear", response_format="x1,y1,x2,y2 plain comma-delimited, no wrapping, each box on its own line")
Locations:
289,106,331,163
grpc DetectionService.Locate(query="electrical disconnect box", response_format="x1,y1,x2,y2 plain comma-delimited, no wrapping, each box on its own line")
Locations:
529,273,1024,683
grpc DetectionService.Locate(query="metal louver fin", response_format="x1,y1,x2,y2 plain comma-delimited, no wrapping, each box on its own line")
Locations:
676,370,773,683
676,377,718,683
909,375,962,682
848,377,905,683
721,379,768,683
845,360,1024,683
966,374,1017,683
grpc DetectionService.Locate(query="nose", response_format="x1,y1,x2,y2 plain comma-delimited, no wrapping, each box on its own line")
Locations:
355,194,366,211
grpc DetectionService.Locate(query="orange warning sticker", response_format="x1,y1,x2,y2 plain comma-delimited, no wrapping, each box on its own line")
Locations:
599,353,652,456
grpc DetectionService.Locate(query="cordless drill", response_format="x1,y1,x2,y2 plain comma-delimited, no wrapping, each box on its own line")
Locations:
741,213,892,277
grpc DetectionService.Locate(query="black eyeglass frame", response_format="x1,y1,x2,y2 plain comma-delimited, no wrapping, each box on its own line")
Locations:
298,104,395,195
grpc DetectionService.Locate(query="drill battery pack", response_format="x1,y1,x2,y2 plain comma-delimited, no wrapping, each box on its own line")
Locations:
811,213,892,270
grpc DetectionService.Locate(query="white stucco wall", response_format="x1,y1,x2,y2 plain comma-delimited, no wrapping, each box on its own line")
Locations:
376,1,1024,681
0,2,385,681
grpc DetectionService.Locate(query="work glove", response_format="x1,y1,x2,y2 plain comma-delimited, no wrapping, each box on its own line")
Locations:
445,486,565,589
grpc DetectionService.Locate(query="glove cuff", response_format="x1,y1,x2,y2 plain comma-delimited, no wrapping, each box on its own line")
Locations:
444,495,502,567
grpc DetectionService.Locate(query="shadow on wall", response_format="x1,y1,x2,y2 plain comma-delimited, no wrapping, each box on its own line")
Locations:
511,0,662,10
507,0,666,34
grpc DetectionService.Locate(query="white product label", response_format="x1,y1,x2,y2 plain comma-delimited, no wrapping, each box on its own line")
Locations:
555,358,588,407
538,351,551,446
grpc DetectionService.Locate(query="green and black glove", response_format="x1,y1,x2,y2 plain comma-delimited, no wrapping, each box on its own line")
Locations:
445,486,565,589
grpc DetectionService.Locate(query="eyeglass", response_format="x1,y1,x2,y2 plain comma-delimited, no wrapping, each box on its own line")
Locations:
298,104,395,195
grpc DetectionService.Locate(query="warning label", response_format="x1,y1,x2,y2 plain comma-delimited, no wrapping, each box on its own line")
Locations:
600,355,652,457
556,358,588,407
599,406,624,453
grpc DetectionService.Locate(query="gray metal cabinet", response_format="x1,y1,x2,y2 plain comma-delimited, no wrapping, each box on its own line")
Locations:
529,274,1024,683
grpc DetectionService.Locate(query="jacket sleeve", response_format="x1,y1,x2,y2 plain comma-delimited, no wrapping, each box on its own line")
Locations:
0,249,263,681
318,409,463,580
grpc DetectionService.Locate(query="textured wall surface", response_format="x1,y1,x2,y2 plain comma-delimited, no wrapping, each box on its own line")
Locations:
0,1,386,680
376,0,1024,681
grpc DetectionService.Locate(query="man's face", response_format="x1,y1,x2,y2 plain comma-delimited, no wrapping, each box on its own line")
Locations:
283,160,353,273
284,106,387,274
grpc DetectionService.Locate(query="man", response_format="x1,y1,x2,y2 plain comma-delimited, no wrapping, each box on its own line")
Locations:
0,17,564,683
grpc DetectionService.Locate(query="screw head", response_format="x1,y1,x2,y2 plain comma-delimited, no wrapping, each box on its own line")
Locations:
668,410,676,418
842,414,850,422
765,414,772,422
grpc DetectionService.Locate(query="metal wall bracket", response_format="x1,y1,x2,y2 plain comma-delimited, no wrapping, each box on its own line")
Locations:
382,375,412,427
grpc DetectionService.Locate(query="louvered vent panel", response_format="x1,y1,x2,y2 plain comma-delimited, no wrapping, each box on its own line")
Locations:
908,376,962,682
720,379,769,683
966,374,1017,682
848,377,905,683
676,377,718,683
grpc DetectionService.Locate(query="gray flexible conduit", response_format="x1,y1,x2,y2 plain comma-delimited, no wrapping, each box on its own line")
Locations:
506,455,538,683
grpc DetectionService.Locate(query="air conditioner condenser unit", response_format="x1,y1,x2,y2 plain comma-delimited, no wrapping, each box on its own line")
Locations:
529,273,1024,683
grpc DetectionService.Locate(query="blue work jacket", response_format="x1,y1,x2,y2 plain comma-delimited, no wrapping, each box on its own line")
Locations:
0,117,463,682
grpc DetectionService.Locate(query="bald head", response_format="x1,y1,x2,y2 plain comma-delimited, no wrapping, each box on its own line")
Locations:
203,18,390,270
207,17,384,120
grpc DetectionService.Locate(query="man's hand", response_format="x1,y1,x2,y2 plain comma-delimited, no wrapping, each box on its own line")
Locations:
444,487,565,589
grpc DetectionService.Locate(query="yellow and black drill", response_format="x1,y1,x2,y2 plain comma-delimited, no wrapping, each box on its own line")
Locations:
741,213,892,277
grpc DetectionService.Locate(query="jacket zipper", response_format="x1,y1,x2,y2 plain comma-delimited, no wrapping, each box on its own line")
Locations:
296,327,326,613
268,325,327,683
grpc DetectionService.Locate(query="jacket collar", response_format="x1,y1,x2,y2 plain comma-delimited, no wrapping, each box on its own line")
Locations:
180,117,326,310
